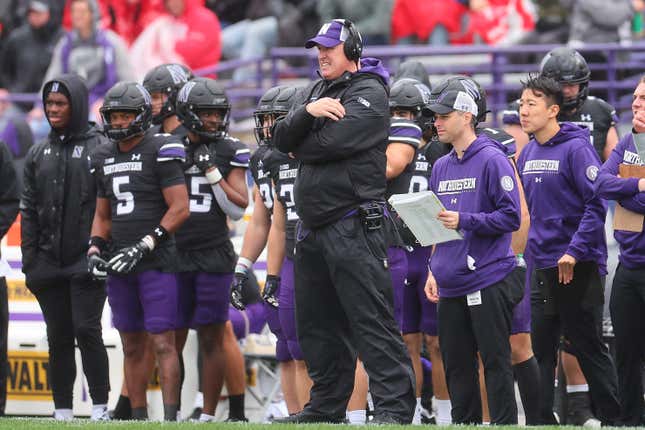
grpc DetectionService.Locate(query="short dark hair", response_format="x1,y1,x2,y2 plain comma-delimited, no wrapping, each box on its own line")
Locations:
521,73,563,108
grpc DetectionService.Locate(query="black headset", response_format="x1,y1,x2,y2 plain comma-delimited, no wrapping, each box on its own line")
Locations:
341,19,363,63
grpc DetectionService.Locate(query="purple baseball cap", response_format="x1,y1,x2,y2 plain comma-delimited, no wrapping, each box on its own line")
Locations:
305,19,350,49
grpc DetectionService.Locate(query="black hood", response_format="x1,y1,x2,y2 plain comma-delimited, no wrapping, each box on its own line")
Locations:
42,74,89,139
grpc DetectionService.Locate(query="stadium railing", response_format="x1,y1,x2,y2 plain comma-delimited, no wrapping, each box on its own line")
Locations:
5,42,645,128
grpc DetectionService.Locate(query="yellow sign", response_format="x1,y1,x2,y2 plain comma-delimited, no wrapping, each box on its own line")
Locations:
7,351,52,401
7,280,35,302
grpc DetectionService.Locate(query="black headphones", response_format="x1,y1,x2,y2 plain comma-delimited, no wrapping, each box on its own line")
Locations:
341,19,363,63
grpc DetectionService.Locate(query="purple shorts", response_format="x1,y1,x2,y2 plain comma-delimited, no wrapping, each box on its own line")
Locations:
229,302,267,340
263,281,292,362
177,272,232,328
279,257,304,360
107,271,179,334
510,262,530,335
388,246,409,330
401,246,438,335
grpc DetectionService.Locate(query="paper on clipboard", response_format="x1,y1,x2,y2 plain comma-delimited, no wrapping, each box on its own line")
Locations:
388,190,463,246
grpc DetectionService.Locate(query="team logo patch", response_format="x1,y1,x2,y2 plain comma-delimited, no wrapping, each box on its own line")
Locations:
586,165,598,182
72,145,83,158
500,175,514,191
357,96,370,108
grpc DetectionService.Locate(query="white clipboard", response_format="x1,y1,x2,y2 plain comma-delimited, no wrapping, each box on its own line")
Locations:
388,191,463,246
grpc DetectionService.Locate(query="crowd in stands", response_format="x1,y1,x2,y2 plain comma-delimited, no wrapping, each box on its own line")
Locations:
0,0,643,173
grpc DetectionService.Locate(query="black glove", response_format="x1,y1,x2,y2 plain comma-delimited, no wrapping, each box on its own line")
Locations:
87,252,108,280
263,275,280,308
193,144,216,173
107,240,150,274
230,272,247,310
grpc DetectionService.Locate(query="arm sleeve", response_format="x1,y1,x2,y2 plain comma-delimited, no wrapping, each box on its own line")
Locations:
292,82,390,163
595,138,641,201
0,142,19,239
566,145,607,260
20,145,40,269
618,194,645,214
458,156,521,235
210,183,245,220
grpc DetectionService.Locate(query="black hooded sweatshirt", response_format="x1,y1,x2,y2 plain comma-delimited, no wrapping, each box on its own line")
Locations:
20,74,108,279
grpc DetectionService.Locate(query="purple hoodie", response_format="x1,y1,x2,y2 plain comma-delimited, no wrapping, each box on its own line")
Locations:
518,122,607,273
595,133,645,269
358,57,389,84
429,134,520,298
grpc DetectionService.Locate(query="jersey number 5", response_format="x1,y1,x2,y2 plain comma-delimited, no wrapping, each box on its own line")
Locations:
113,176,134,215
190,176,213,213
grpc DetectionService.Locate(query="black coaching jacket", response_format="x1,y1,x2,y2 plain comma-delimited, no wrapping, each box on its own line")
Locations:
273,57,390,229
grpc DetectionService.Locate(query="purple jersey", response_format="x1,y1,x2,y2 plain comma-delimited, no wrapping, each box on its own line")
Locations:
518,122,607,272
595,133,645,269
429,134,520,297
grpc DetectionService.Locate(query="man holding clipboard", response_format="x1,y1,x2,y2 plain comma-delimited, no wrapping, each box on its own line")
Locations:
594,75,645,426
423,77,523,425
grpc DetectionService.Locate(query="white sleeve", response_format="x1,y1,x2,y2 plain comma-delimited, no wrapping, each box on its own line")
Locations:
211,183,245,220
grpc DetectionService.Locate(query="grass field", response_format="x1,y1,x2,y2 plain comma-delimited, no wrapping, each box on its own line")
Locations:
0,420,631,430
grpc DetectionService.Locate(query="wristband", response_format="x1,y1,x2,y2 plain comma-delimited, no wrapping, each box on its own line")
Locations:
89,236,107,252
205,167,222,184
235,256,253,275
151,225,170,245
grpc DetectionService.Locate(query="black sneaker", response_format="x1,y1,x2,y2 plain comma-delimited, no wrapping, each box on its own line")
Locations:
371,414,410,425
189,407,202,421
272,409,346,424
567,392,601,427
224,416,249,423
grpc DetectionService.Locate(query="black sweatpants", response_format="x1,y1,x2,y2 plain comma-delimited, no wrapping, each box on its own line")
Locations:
438,268,524,425
609,264,645,426
294,216,416,423
27,274,110,409
530,261,620,424
0,278,8,414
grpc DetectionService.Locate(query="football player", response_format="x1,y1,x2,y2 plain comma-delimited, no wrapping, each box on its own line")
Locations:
174,77,250,422
230,85,311,415
89,81,189,421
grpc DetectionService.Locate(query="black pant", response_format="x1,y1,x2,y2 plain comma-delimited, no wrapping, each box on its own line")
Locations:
531,261,620,424
610,264,645,426
27,274,110,408
438,268,523,425
0,278,8,414
294,216,415,422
